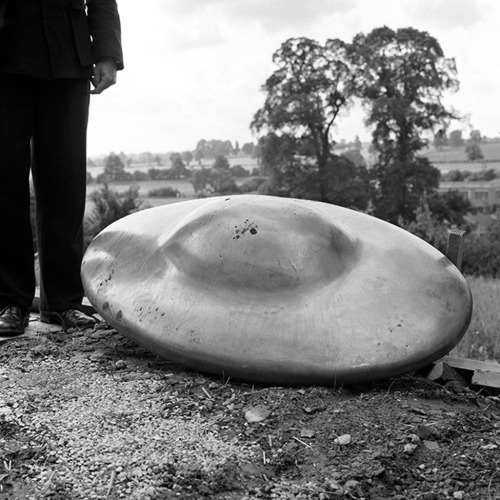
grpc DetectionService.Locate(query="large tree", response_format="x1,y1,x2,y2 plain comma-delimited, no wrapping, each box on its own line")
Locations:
465,143,484,161
371,157,440,223
465,129,484,161
349,27,459,221
350,26,459,164
449,129,464,148
98,152,130,183
252,37,357,203
194,139,234,162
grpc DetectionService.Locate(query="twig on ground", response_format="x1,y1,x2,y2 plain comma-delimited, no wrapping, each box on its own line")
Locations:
292,436,313,449
201,387,213,399
41,470,56,492
385,380,396,397
106,468,117,499
488,469,498,500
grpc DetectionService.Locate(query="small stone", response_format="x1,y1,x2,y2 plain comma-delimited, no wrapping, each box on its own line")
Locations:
446,380,467,394
334,434,351,445
143,486,156,496
404,443,418,455
344,480,360,490
424,440,440,451
32,345,52,356
115,360,127,370
89,351,107,362
300,428,315,438
481,443,498,450
408,434,420,444
414,424,434,440
244,405,270,423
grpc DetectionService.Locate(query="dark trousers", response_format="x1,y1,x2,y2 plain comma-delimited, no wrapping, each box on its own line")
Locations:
0,74,89,313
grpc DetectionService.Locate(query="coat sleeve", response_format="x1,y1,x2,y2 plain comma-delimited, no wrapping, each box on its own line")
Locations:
86,0,124,70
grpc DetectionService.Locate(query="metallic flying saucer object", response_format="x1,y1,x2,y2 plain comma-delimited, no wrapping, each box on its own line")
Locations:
81,195,472,385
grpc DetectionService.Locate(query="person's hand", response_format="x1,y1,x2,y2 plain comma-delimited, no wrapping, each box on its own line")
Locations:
90,58,118,95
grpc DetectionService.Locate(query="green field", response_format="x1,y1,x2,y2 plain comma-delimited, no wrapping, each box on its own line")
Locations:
421,141,500,163
434,161,500,173
85,176,263,215
85,155,260,210
455,276,500,362
87,178,195,197
85,179,196,215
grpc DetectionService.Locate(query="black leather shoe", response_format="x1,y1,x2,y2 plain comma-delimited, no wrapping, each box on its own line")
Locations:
40,309,98,328
0,305,29,336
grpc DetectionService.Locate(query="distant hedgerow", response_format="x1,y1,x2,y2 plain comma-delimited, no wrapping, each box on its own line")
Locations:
147,186,182,198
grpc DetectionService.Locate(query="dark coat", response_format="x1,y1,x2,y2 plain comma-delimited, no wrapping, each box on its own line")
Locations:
0,0,123,79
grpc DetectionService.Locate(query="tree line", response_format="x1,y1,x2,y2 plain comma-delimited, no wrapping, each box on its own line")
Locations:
434,128,487,161
87,151,261,185
87,140,259,170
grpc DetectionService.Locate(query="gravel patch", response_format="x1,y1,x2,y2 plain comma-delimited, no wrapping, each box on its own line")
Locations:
1,329,259,499
1,326,500,499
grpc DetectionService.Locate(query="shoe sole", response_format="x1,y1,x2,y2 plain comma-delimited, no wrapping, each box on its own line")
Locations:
0,329,26,336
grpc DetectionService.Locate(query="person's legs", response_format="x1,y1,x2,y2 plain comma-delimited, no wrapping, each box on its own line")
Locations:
31,78,90,313
0,74,37,314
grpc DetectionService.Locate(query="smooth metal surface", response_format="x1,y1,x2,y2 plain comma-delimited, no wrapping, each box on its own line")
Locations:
81,195,473,385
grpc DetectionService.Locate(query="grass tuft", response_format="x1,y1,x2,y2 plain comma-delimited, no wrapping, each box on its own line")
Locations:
456,276,500,362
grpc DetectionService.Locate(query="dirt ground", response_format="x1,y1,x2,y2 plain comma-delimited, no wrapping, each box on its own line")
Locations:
1,324,499,500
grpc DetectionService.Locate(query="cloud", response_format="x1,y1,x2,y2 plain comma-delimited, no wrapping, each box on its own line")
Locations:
407,0,484,30
164,0,354,35
88,0,500,156
166,19,226,50
224,0,354,33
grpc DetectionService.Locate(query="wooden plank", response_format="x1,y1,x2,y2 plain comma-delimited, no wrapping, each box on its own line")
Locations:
427,357,500,393
439,355,500,374
471,371,500,393
446,229,465,270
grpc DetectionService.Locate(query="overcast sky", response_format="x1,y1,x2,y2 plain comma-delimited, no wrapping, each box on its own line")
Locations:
86,0,500,156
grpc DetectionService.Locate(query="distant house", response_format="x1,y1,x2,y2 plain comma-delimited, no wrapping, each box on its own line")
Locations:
439,179,500,208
